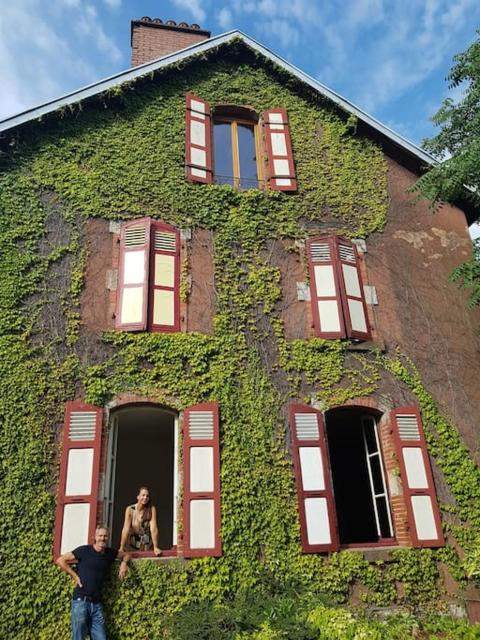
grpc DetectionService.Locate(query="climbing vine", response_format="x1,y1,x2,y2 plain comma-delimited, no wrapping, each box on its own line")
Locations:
0,42,478,639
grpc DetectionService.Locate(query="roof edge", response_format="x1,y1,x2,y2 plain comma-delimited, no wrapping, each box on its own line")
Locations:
0,29,435,168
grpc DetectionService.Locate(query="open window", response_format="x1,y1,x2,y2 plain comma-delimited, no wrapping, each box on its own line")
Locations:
103,405,179,555
185,93,296,191
290,404,443,553
54,401,222,559
115,218,180,332
325,407,393,546
307,236,370,340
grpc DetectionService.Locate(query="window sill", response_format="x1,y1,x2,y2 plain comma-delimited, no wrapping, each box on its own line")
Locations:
127,547,177,560
340,544,398,563
346,339,385,353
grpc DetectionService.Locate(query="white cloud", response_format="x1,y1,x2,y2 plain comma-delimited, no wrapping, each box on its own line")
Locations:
265,19,299,49
0,0,123,120
171,0,207,23
217,7,233,29
104,0,121,8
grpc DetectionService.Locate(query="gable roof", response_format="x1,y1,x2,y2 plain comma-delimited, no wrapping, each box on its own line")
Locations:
0,29,435,165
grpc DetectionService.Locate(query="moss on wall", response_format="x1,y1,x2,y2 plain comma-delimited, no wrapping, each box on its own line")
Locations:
0,50,479,638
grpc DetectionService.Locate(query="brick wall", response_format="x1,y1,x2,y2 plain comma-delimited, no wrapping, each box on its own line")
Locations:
131,18,210,67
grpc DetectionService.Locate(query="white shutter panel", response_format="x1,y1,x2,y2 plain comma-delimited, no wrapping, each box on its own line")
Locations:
54,402,103,557
116,218,151,331
290,405,339,552
183,403,221,557
391,407,444,547
186,94,213,184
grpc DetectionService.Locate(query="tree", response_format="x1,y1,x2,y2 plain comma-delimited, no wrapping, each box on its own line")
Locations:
415,32,480,306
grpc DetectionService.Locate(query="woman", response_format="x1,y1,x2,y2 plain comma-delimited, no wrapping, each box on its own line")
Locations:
119,486,162,556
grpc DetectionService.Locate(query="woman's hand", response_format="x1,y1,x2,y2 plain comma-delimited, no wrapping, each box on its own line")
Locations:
153,546,162,557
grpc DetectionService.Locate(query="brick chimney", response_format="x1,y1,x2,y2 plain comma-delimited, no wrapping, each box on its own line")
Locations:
131,17,211,67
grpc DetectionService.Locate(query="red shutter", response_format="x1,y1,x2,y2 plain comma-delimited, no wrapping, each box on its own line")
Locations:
307,236,346,339
149,222,180,332
290,405,339,552
185,93,213,184
391,407,444,548
263,108,297,191
115,217,151,331
54,402,103,557
183,403,221,557
335,238,371,340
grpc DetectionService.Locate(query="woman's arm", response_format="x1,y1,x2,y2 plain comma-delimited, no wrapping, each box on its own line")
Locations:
119,506,132,552
150,506,162,556
117,550,131,579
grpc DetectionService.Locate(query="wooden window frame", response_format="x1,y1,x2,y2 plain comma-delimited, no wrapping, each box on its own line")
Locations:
391,407,444,548
115,218,180,333
213,115,264,189
307,235,371,341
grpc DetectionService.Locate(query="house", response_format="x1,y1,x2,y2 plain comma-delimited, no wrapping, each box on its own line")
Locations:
1,16,480,638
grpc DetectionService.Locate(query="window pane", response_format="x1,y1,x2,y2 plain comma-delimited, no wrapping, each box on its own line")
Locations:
363,418,377,454
370,454,385,495
376,497,392,538
213,122,234,186
237,123,258,189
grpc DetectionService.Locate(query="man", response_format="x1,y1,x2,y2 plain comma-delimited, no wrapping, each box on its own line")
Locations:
56,525,130,640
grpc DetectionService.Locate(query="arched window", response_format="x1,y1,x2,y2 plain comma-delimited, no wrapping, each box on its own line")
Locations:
289,404,443,553
185,94,297,191
212,106,263,189
53,400,222,559
104,405,179,553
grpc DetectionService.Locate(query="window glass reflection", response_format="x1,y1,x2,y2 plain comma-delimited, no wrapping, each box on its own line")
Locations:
213,122,234,186
237,124,257,189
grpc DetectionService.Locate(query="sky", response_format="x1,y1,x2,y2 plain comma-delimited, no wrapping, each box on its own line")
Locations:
0,0,479,234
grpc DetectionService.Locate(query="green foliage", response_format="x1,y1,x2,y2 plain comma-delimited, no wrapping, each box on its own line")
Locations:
0,46,477,638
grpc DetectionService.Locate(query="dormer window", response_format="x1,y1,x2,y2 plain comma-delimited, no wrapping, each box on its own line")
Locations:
185,94,297,191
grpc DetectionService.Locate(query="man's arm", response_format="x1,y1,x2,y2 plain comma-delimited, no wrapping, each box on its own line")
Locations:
56,552,82,588
117,549,131,579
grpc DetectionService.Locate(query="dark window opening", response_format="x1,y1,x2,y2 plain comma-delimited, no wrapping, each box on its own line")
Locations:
326,409,393,545
104,405,177,552
213,117,262,189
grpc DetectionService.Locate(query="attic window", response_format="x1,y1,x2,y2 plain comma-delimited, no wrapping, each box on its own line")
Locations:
185,94,297,191
213,111,263,189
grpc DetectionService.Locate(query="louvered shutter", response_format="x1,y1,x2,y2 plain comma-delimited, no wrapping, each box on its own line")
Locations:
150,222,180,332
263,108,297,191
336,238,370,340
185,93,213,184
290,405,339,552
307,236,346,339
116,218,151,331
391,407,444,547
183,403,221,557
54,402,103,557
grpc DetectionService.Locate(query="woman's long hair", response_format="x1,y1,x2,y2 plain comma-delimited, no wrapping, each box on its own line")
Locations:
137,486,152,522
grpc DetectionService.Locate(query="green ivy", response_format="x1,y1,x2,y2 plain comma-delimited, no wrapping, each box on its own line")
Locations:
0,44,478,638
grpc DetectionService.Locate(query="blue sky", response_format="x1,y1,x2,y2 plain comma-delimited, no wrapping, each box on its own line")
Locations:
1,0,479,233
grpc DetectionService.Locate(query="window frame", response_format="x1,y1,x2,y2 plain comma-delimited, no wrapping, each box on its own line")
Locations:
212,114,264,189
54,399,222,560
307,235,371,341
115,218,180,334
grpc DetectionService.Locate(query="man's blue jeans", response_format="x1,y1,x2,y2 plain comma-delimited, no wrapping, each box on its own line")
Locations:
71,599,107,640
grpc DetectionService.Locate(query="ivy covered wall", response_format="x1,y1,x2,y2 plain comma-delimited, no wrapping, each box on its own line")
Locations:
1,43,480,638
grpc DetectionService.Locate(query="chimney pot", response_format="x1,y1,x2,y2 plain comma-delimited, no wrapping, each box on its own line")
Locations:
131,17,211,67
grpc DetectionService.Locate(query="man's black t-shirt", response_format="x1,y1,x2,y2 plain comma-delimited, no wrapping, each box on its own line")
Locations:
72,545,118,600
